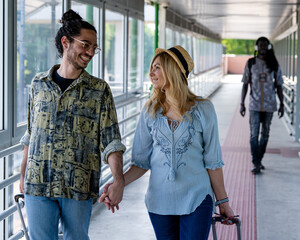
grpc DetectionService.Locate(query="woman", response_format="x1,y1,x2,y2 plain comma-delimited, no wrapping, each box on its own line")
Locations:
100,45,235,239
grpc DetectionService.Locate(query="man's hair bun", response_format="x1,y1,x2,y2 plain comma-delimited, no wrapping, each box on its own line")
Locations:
60,9,82,24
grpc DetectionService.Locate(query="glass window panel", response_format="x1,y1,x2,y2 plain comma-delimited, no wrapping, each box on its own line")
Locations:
105,10,124,96
174,31,180,45
193,37,200,74
128,18,142,92
71,1,101,78
144,4,155,91
180,33,186,49
0,1,3,130
294,31,297,82
165,28,173,49
16,0,62,125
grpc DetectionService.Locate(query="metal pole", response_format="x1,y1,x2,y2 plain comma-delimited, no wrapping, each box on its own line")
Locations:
17,0,25,123
154,3,159,51
295,7,300,141
86,5,93,74
50,0,56,66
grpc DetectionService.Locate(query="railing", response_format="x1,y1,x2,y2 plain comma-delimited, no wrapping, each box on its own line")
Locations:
282,78,295,136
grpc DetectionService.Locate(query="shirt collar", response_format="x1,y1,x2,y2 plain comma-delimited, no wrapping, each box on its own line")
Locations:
41,64,92,86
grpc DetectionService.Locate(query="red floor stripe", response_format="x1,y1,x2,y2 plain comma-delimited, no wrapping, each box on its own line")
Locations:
208,104,257,240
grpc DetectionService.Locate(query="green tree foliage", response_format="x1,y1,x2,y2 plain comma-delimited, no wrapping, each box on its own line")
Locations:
222,39,256,55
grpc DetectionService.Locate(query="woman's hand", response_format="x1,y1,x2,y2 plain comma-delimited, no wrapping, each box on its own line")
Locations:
218,202,236,225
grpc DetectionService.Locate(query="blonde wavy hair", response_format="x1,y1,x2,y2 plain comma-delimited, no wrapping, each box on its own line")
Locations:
147,52,202,119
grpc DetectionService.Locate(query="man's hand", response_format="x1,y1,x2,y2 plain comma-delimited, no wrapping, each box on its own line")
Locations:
19,177,24,193
99,183,120,213
240,103,246,117
99,180,124,213
19,145,28,194
278,104,284,118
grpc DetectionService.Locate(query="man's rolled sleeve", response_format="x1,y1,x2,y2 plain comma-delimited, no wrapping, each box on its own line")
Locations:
20,83,33,147
102,139,126,163
100,85,126,163
20,130,31,146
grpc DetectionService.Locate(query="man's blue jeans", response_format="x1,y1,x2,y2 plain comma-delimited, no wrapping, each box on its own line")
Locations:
148,194,213,240
249,111,273,167
25,194,93,240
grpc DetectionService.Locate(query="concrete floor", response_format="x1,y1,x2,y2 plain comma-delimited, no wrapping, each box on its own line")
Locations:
89,75,300,240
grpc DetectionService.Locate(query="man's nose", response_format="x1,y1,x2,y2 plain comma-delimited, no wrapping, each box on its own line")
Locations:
86,47,95,56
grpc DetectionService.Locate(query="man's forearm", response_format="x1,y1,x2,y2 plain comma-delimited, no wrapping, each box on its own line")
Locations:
241,83,248,104
21,146,29,178
276,85,284,105
107,151,124,183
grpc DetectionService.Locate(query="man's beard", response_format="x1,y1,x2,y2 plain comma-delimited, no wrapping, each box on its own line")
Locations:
67,48,86,70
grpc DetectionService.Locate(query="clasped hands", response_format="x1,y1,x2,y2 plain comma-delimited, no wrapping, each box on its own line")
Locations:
98,181,124,213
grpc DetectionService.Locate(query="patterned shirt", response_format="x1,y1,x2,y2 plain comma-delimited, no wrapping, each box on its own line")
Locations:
131,99,223,215
242,57,283,112
20,65,126,201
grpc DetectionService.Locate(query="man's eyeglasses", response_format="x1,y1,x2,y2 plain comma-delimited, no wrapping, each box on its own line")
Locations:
70,37,101,54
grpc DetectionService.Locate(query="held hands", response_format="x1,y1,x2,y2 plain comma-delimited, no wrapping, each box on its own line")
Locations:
98,181,124,213
240,103,246,117
278,104,284,118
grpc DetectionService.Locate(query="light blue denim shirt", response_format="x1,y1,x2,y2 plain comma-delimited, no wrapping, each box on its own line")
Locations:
131,99,224,215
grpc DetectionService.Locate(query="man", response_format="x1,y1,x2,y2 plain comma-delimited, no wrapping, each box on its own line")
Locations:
19,9,126,240
240,36,284,174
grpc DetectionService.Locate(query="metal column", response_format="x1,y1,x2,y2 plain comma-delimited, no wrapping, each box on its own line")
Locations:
295,7,300,141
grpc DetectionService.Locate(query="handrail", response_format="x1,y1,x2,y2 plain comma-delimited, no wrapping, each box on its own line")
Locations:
283,91,293,103
0,144,23,159
8,230,25,240
0,201,24,222
281,80,295,136
0,174,20,191
283,82,294,92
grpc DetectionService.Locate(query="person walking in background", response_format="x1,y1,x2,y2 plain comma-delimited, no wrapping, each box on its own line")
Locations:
100,45,235,240
19,9,126,240
240,36,284,174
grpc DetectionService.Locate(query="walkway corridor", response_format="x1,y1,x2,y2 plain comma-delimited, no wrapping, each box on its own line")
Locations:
89,75,300,240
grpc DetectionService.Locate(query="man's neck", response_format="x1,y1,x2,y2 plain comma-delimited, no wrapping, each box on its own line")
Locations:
257,54,266,61
57,63,83,79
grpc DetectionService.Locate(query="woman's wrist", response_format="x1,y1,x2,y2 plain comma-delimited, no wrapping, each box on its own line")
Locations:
215,197,229,206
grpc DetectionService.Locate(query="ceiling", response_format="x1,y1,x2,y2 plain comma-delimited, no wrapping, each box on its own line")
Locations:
162,0,299,40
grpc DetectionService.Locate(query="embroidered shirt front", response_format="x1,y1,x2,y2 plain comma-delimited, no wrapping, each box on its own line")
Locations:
20,65,126,201
131,99,224,215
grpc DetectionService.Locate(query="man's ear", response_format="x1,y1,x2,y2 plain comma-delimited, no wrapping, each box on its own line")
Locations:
61,36,69,51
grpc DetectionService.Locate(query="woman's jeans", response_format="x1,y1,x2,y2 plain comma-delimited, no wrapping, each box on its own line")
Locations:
249,111,273,167
25,194,93,240
148,195,213,240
